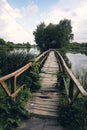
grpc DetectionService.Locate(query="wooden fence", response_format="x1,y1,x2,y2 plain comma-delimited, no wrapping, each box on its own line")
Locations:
54,50,87,105
0,50,50,98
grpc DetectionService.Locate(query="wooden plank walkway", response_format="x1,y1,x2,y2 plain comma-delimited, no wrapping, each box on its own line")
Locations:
26,51,59,117
16,51,64,130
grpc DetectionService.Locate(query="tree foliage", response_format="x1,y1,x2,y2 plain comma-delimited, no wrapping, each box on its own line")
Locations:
0,38,6,45
33,19,74,51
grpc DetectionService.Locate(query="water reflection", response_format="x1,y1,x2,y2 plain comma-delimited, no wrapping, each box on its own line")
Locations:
10,47,40,56
66,53,87,74
0,47,40,76
29,48,40,55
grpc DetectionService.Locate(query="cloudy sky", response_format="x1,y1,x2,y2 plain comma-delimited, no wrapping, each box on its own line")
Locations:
0,0,87,44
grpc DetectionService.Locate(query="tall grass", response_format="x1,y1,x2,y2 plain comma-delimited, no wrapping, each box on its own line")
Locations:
0,51,41,130
0,52,34,76
57,71,87,130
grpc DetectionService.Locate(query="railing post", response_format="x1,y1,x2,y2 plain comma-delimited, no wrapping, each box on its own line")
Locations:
10,76,16,94
14,76,16,92
69,79,74,101
10,77,14,94
69,89,80,106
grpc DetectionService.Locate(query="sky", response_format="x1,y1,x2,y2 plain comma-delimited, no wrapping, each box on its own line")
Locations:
0,0,87,44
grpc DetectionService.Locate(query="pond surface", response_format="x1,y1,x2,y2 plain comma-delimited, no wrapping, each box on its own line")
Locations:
66,52,87,75
10,47,40,56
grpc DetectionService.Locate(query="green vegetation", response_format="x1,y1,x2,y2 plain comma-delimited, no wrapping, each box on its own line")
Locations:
0,38,31,49
68,42,87,50
33,19,73,51
0,51,34,76
0,52,41,130
0,92,31,130
57,70,87,130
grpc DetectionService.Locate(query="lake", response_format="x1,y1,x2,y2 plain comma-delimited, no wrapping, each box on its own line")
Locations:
10,47,40,56
66,52,87,75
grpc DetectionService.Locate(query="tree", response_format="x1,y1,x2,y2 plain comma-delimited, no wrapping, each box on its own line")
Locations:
44,23,57,49
7,41,14,48
0,38,6,45
56,19,74,48
33,19,74,51
33,22,46,51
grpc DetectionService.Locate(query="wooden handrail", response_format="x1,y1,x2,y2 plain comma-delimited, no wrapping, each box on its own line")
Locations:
0,62,33,98
0,62,32,82
0,50,50,98
54,50,87,105
1,48,85,105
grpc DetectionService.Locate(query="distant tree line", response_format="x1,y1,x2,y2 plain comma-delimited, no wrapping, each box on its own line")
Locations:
68,42,87,50
0,38,31,48
33,19,74,51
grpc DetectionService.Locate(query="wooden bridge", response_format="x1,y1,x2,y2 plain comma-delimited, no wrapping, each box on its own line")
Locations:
0,49,87,130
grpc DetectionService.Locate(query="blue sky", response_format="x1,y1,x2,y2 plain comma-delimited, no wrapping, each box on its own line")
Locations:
7,0,59,9
0,0,87,44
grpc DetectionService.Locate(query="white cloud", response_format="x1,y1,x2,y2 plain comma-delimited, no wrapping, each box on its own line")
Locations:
0,0,39,44
42,0,87,42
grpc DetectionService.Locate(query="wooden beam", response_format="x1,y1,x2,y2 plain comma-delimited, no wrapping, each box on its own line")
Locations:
14,76,16,92
1,81,11,96
69,79,74,100
55,50,87,97
11,85,24,98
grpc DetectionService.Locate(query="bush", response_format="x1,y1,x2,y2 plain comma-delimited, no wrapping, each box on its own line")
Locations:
0,96,30,130
0,51,41,130
0,52,34,76
58,72,87,130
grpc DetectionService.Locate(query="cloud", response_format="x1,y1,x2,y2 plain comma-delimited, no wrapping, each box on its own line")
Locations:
0,0,39,44
41,0,87,42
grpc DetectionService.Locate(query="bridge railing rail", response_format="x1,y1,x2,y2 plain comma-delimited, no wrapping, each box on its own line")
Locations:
0,50,50,98
54,50,87,105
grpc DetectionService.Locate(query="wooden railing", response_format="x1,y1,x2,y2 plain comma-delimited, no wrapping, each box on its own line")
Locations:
0,50,50,98
54,50,87,105
1,48,86,105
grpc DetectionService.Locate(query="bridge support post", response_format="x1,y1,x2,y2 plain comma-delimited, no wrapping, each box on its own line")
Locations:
69,79,74,101
10,77,16,94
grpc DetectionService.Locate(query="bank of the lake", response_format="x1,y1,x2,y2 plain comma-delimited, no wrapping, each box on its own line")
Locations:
66,52,87,78
0,47,41,130
58,50,87,130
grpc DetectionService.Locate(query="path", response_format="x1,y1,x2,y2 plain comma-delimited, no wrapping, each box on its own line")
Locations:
16,51,64,130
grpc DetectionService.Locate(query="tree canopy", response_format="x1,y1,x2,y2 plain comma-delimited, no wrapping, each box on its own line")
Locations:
0,38,6,45
33,19,74,51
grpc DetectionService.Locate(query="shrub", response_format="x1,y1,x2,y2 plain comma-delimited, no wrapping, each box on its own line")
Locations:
58,72,87,130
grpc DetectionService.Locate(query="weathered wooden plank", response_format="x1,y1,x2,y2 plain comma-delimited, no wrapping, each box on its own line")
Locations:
26,51,59,118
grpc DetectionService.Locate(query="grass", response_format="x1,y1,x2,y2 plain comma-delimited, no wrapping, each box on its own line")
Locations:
57,71,87,130
0,62,41,130
0,51,41,130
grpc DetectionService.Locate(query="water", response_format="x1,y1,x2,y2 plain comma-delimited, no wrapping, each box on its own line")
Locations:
29,48,40,55
0,47,40,76
10,47,40,56
66,52,87,75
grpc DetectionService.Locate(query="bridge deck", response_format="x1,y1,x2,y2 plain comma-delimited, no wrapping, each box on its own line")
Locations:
26,51,59,117
16,51,64,130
